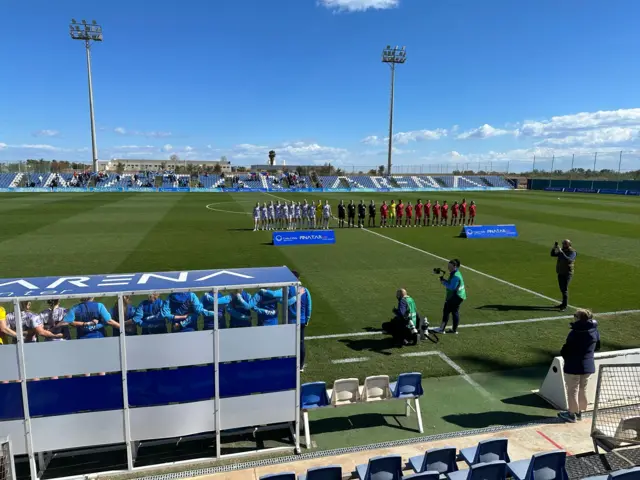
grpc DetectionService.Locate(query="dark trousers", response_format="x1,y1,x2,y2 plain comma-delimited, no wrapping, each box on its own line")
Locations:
441,295,464,332
300,325,306,367
558,274,573,307
382,316,416,345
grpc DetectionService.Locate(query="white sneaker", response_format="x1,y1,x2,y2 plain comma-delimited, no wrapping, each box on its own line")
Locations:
431,327,444,334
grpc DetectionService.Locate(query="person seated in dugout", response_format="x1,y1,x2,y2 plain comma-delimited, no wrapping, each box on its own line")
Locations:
382,289,421,346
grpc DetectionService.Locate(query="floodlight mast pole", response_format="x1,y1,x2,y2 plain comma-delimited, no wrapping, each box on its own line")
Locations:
70,19,102,173
382,45,406,177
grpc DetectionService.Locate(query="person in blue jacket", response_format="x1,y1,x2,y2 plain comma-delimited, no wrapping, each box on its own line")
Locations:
201,290,232,329
251,289,282,326
133,293,173,335
558,309,601,423
64,297,120,339
167,292,214,332
287,271,312,371
227,290,254,328
111,296,138,336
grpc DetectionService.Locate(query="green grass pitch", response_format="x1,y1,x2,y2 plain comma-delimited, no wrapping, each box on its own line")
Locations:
1,190,639,391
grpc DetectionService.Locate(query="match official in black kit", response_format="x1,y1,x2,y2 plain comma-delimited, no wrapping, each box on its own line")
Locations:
551,239,577,311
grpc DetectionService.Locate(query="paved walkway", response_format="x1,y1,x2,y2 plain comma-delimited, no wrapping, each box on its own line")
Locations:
194,420,592,479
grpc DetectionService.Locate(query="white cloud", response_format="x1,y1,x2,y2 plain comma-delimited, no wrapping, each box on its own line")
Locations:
185,146,194,152
537,127,640,147
32,129,60,137
456,124,514,140
113,145,154,150
17,144,61,151
161,144,173,152
361,135,383,145
319,0,399,12
517,108,640,138
393,128,447,144
0,143,6,150
114,127,172,138
231,141,347,163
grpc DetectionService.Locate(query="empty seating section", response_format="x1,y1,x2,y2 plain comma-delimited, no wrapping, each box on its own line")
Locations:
238,175,263,189
0,173,17,187
483,176,513,188
319,176,340,188
261,441,580,480
347,176,378,189
198,175,223,188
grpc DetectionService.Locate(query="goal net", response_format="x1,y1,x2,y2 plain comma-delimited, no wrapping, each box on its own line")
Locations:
0,437,15,480
591,364,640,451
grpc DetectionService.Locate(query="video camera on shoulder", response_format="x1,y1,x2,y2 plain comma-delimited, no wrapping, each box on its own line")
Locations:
433,267,446,275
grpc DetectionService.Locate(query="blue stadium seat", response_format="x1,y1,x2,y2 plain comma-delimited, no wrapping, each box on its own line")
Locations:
298,465,342,480
506,451,568,480
460,438,511,466
404,472,442,480
583,467,640,480
260,473,296,480
409,447,459,476
355,454,403,480
390,372,423,398
301,382,330,409
447,461,507,480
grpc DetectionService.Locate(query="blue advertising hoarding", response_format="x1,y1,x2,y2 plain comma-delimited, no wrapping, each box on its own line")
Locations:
461,224,518,239
273,230,336,247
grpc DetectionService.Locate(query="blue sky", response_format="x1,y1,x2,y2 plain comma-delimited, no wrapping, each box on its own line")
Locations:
2,0,640,171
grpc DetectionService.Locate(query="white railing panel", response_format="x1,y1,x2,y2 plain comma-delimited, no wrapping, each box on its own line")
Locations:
220,390,296,430
0,421,26,455
0,346,19,382
31,410,125,452
126,330,214,370
24,338,121,379
129,400,215,441
219,324,296,363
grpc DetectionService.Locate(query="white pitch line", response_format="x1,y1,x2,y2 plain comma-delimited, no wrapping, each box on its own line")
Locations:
306,309,640,340
331,357,370,364
401,351,440,357
362,227,576,309
436,351,492,399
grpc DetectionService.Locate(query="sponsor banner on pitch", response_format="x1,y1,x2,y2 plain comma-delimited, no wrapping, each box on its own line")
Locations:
461,224,518,239
272,230,336,246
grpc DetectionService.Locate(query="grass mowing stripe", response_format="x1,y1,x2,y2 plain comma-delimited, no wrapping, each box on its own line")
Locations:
361,227,574,308
306,308,640,340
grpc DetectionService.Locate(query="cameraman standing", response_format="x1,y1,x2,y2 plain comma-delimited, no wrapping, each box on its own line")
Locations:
433,259,466,334
551,239,577,311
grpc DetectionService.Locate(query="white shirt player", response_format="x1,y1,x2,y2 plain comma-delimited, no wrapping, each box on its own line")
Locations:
309,203,317,217
283,203,290,218
275,203,282,219
323,203,331,218
295,204,302,219
261,205,269,219
268,203,275,219
6,311,43,342
302,203,308,218
253,205,261,219
40,306,67,341
288,203,295,219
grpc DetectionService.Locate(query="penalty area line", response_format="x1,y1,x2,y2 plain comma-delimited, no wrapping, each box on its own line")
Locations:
361,228,576,309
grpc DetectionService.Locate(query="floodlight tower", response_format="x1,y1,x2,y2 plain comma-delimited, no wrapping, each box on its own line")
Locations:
69,19,103,172
382,45,406,176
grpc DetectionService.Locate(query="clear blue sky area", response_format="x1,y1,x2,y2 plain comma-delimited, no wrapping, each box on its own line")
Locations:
1,0,640,170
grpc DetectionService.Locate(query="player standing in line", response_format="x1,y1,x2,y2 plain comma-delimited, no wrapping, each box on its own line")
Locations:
337,200,346,228
424,199,432,226
309,200,317,229
415,199,423,227
460,198,467,225
405,201,413,227
295,202,303,230
253,203,259,231
322,200,332,229
261,202,269,230
389,199,396,226
468,201,477,225
347,200,356,227
395,199,404,227
268,201,276,230
380,200,389,227
368,200,376,227
441,201,449,226
451,201,459,226
433,200,441,226
282,201,290,230
301,200,309,229
288,201,295,230
357,200,366,228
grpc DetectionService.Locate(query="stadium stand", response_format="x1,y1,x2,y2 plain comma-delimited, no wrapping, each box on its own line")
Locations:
319,176,340,188
0,173,17,188
198,174,224,188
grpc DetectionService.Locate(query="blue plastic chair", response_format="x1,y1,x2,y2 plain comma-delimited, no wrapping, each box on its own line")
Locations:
460,439,511,466
355,454,403,480
260,473,296,480
409,447,459,475
389,372,424,434
298,465,342,480
447,461,507,480
404,472,441,480
506,451,568,480
300,382,330,449
583,467,640,480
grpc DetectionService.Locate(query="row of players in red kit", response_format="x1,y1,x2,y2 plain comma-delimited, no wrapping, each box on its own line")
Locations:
379,199,477,227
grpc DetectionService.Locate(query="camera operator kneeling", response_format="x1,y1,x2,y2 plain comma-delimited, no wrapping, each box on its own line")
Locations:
382,289,420,346
432,259,466,335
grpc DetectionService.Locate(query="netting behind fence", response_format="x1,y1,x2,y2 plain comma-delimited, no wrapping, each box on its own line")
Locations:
592,364,640,448
0,438,14,480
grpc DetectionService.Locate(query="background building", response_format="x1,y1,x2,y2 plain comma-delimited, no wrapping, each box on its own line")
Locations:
101,158,232,173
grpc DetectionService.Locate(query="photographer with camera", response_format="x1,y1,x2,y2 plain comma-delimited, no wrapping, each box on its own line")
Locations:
551,239,577,311
382,289,420,346
432,259,466,335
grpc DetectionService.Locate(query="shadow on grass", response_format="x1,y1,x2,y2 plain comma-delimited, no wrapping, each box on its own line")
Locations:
442,411,552,429
476,304,561,312
502,393,554,409
340,336,400,356
309,413,418,435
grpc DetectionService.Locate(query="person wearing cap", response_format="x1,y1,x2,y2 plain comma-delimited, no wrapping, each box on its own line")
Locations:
551,239,577,311
432,259,466,334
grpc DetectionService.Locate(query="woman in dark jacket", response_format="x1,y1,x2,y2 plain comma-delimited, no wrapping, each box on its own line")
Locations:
558,309,600,423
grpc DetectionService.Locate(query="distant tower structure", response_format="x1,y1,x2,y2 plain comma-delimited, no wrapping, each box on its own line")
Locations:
268,150,276,166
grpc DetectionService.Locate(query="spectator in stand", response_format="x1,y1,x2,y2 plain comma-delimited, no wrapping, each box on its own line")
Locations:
111,296,138,336
558,309,600,423
64,297,120,339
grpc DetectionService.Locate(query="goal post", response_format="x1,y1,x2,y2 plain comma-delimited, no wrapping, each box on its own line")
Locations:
0,436,15,480
591,363,640,453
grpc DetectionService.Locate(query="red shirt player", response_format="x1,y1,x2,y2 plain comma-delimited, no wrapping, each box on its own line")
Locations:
395,200,404,227
380,201,389,228
405,202,413,227
468,201,477,225
460,199,467,222
451,201,460,226
441,201,449,226
433,201,441,226
424,200,432,226
415,200,423,226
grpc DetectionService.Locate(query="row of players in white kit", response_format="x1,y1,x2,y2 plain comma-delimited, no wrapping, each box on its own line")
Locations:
253,200,332,231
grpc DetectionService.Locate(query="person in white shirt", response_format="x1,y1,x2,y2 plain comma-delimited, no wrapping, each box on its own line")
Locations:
309,201,317,229
283,202,290,230
268,201,276,230
253,202,261,231
1,301,63,343
288,201,296,230
40,299,70,341
261,203,269,231
322,201,332,229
